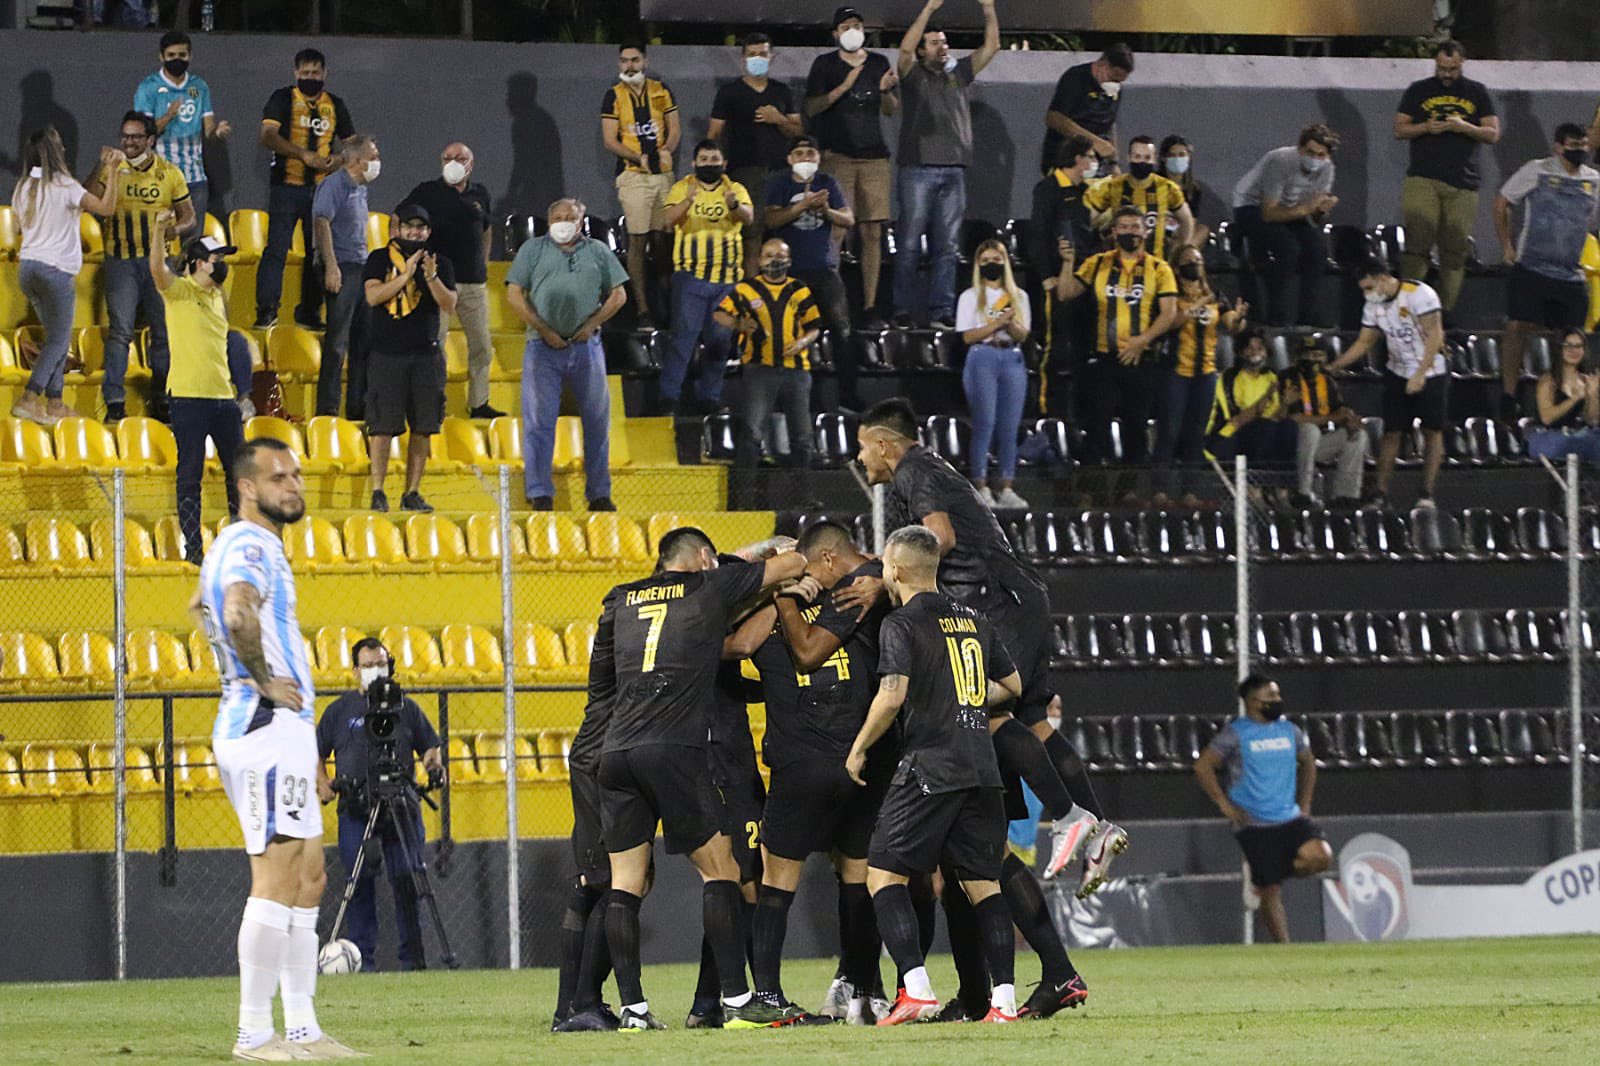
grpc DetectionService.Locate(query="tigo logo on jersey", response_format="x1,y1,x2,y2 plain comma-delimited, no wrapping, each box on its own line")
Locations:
298,113,333,137
1105,283,1146,301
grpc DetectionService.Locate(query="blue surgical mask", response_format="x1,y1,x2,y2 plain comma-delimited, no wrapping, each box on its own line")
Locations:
1165,155,1190,176
1302,154,1330,173
745,55,770,78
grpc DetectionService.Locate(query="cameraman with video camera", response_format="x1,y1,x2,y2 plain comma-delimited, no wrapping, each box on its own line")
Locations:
315,637,444,971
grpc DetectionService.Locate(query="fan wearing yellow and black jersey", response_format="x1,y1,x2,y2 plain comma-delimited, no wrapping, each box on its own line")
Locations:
1083,135,1193,260
713,239,821,471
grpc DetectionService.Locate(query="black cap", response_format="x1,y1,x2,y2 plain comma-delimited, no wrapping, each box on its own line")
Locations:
791,134,821,152
396,202,431,226
833,6,864,28
184,235,237,262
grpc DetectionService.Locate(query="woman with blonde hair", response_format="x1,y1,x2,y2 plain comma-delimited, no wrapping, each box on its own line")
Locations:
957,238,1032,508
10,127,121,426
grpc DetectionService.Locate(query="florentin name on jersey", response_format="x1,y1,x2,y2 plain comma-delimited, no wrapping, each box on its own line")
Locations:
627,583,685,606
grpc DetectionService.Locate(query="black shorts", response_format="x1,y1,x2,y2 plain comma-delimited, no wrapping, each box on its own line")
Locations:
1380,370,1449,433
867,772,1006,882
762,754,892,862
710,740,766,882
598,744,723,856
987,589,1054,725
569,766,609,885
1507,265,1588,331
1236,816,1324,887
364,349,447,437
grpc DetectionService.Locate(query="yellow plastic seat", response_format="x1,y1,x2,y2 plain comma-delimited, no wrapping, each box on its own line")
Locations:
440,624,504,682
25,518,94,571
0,416,58,466
115,416,180,471
228,209,268,264
563,620,598,668
21,743,89,795
0,204,18,259
314,625,367,685
343,515,412,568
87,743,161,792
465,514,527,564
525,513,591,571
153,514,213,564
487,415,522,464
283,515,348,570
378,624,446,680
646,513,687,553
245,416,308,458
79,213,103,262
535,729,574,780
446,736,479,782
188,629,220,682
404,513,473,567
507,622,579,683
53,416,121,470
396,430,464,472
126,628,192,690
88,517,167,569
0,632,62,691
0,750,24,794
0,526,24,568
173,743,221,793
441,415,491,467
71,326,106,384
367,212,391,250
0,334,29,384
552,415,584,473
489,330,524,380
267,325,322,379
56,630,116,691
204,212,227,246
443,331,470,383
585,513,650,567
305,416,369,474
474,733,538,783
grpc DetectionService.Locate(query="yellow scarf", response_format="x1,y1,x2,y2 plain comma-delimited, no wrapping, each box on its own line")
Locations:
385,242,422,319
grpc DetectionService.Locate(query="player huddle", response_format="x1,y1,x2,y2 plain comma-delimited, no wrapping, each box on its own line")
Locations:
552,398,1129,1030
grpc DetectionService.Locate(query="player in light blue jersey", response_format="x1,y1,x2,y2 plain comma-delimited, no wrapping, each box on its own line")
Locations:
135,31,232,229
191,438,361,1062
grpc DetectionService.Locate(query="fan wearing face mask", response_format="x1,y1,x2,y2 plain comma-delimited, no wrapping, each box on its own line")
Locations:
956,240,1032,509
1084,134,1193,261
709,32,804,279
312,134,382,421
1041,42,1134,177
602,41,681,332
135,30,232,229
1157,135,1210,249
1202,328,1297,499
1232,123,1341,327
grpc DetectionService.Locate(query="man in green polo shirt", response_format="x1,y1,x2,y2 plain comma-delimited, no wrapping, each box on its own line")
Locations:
505,197,629,511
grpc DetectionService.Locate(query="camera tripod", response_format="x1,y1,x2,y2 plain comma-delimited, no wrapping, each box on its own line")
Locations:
328,777,459,970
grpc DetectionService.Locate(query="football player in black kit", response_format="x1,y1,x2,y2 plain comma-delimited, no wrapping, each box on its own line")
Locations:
588,526,806,1031
851,525,1024,1024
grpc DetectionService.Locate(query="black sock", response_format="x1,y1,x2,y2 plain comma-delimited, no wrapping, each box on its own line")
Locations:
974,894,1016,989
555,883,597,1018
751,886,795,997
742,896,757,975
1044,730,1104,819
870,883,925,980
839,882,880,991
992,718,1075,819
603,889,644,1007
703,879,750,999
910,874,937,959
833,875,849,981
1001,852,1074,981
692,934,719,1011
941,877,991,1015
572,888,613,1011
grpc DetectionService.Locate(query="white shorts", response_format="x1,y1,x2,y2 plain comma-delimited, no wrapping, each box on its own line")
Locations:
215,711,322,855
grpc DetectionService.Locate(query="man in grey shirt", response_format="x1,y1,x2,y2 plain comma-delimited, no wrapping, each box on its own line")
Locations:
313,133,379,417
1231,124,1341,328
890,0,1000,330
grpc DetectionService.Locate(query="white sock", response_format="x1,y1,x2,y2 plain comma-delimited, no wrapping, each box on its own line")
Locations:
624,1000,649,1017
282,906,323,1043
237,897,291,1046
991,983,1017,1014
903,966,933,1001
722,991,752,1008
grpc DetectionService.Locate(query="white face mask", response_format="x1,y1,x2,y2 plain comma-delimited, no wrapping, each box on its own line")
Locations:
792,161,818,181
1364,289,1389,305
839,27,865,53
358,665,386,691
442,160,468,185
362,158,381,182
1165,155,1190,176
619,70,646,87
1302,154,1329,173
1101,80,1122,98
125,151,150,167
942,55,958,74
549,220,580,244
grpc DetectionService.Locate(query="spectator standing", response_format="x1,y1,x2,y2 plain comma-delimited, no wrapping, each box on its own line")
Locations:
709,32,804,279
602,42,679,330
892,0,1001,330
1280,336,1366,508
1494,124,1600,420
1526,330,1600,466
764,135,860,409
312,135,378,419
1394,40,1500,314
1203,329,1295,477
1232,124,1341,328
1028,135,1099,408
9,130,120,427
1041,43,1134,176
254,48,355,330
806,6,900,329
86,110,196,423
1329,260,1448,509
1084,134,1193,261
658,141,754,416
402,142,503,419
1158,135,1210,247
505,199,629,512
713,238,821,472
957,240,1032,509
135,30,232,228
360,204,456,514
1194,674,1332,945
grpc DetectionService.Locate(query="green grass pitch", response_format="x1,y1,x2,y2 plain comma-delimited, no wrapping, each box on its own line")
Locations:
5,937,1599,1064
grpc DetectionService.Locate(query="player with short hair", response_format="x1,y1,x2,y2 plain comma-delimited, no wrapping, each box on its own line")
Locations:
592,526,806,1030
194,437,360,1062
850,525,1023,1024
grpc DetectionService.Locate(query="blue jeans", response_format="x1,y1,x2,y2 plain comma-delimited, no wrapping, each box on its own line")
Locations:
337,806,426,971
521,334,612,501
170,397,243,564
662,272,733,405
227,330,253,398
962,343,1028,482
18,260,77,399
893,165,966,323
1153,369,1217,496
103,256,169,405
1527,427,1600,467
188,180,210,234
255,182,323,322
315,261,368,416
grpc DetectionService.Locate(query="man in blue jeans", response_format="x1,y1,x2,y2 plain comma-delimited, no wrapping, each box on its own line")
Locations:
891,0,1000,329
505,198,629,511
313,134,378,418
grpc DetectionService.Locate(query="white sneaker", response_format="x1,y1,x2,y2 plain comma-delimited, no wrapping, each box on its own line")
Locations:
845,995,873,1025
1077,822,1129,898
232,1035,311,1062
871,993,892,1022
293,1035,366,1060
994,487,1030,509
1044,809,1100,881
238,396,257,421
818,976,853,1019
977,485,997,508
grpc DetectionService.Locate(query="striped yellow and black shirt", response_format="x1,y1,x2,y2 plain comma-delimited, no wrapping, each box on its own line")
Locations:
261,85,355,187
102,156,190,260
601,77,678,175
1084,173,1187,260
1168,294,1231,378
665,174,751,285
1075,250,1178,358
717,277,821,371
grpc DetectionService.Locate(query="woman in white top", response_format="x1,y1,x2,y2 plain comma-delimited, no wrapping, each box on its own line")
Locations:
957,238,1032,509
10,127,121,426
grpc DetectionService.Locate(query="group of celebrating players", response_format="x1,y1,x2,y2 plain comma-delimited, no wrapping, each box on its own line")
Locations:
552,397,1128,1030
